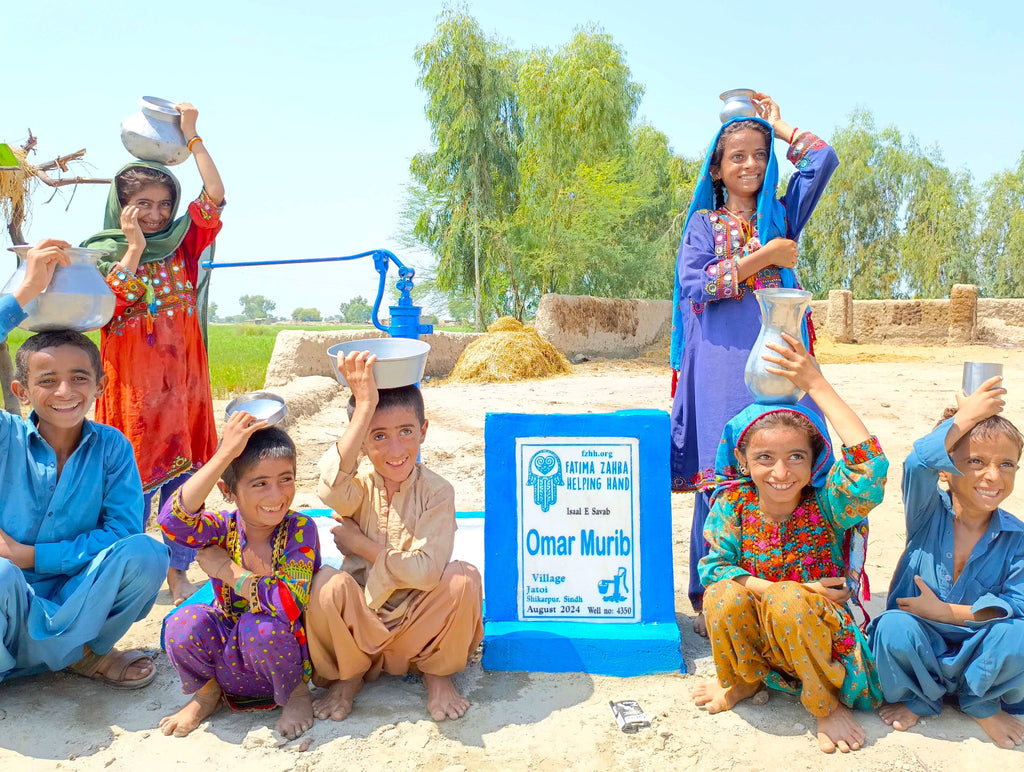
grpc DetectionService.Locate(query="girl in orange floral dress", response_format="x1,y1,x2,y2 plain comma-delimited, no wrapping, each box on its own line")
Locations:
692,332,887,755
82,103,224,605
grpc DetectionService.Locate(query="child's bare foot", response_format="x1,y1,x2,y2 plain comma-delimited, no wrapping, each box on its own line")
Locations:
693,612,708,638
276,682,314,739
691,678,760,713
159,679,221,737
816,703,866,753
878,702,920,731
312,676,363,721
423,673,469,721
167,568,198,606
973,711,1024,749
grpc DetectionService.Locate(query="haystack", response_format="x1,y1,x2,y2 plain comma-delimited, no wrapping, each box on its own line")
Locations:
448,316,572,382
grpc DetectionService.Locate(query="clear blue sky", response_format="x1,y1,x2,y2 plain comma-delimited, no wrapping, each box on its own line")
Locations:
4,0,1022,318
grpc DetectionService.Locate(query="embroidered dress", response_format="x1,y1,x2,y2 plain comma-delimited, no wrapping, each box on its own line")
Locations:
95,190,221,493
868,419,1024,718
158,490,320,708
700,403,887,715
670,120,837,610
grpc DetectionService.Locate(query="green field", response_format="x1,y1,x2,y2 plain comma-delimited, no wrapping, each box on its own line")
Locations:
5,322,474,398
5,323,357,398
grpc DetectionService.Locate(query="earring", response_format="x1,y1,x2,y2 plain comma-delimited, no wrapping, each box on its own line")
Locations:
739,466,748,475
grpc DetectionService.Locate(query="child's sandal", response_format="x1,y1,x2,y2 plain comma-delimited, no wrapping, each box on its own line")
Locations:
66,648,158,690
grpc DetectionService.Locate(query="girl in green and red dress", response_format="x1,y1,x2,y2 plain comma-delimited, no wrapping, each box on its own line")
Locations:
83,102,224,605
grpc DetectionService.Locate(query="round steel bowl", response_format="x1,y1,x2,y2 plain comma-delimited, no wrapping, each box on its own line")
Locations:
225,391,288,426
326,337,431,389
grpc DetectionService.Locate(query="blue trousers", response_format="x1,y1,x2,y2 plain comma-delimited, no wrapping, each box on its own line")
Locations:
869,609,1024,718
144,474,194,571
689,491,711,611
0,534,168,680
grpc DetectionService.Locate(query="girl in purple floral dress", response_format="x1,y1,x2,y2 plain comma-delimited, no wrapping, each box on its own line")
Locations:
669,93,839,636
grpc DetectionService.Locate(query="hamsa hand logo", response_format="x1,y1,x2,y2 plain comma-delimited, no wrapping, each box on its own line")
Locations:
527,450,563,513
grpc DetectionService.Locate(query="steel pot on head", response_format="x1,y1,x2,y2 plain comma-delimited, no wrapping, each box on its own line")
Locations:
120,96,189,166
719,89,758,123
1,246,115,332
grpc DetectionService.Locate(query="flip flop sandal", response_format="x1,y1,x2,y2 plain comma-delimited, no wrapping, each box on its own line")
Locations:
66,648,158,690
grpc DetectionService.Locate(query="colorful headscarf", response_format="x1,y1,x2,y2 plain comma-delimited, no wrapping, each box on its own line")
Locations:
670,117,801,372
712,401,833,503
81,160,215,345
712,400,872,625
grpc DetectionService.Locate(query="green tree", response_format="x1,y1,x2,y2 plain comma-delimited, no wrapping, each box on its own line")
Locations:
340,295,372,324
239,294,276,320
291,307,321,322
800,110,980,299
798,110,909,298
978,153,1024,296
410,8,519,330
899,156,977,296
207,301,218,323
514,27,644,298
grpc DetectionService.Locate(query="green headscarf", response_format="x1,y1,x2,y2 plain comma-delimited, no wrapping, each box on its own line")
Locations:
81,160,215,344
81,160,190,275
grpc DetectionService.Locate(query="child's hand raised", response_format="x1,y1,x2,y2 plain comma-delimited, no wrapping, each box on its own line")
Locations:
337,351,379,410
762,332,823,393
15,238,70,306
175,102,199,139
219,410,268,461
955,376,1005,427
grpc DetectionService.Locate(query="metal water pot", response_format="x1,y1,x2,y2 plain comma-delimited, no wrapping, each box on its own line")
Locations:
719,89,757,123
1,246,115,332
120,96,189,166
744,288,813,404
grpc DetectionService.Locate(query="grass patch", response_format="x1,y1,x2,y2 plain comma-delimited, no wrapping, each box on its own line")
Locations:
5,322,473,399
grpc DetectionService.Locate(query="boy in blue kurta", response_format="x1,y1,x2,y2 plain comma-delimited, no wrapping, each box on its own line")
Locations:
868,377,1024,750
0,239,168,687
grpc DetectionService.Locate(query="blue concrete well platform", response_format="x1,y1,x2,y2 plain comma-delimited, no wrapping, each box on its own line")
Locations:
481,410,683,676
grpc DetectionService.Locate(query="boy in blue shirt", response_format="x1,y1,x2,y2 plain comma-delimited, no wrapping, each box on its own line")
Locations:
869,377,1024,749
0,239,168,687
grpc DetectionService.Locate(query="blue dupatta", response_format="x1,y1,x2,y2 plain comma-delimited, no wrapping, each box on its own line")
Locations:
669,117,802,372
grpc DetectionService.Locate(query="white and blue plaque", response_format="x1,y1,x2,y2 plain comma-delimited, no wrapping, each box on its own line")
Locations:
483,411,682,676
517,438,640,622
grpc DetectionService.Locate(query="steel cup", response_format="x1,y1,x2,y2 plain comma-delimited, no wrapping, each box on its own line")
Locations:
962,362,1004,394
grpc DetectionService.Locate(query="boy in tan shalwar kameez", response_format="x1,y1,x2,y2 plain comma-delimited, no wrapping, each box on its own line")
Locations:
306,351,483,722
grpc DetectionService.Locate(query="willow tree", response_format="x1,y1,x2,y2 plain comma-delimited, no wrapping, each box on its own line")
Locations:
978,153,1024,296
514,27,643,298
899,156,977,296
798,110,981,299
798,110,911,298
410,9,519,331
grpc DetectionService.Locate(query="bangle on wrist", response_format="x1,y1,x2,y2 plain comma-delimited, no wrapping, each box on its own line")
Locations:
234,570,252,594
187,136,203,152
788,127,799,144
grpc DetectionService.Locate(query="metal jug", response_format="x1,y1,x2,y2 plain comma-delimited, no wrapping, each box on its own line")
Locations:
719,89,757,123
120,96,189,166
1,246,115,332
744,288,812,404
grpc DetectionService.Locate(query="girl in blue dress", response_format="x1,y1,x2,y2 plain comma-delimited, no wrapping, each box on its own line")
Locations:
669,92,839,635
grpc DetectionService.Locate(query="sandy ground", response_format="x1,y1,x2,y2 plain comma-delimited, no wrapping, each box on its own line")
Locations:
3,341,1024,770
